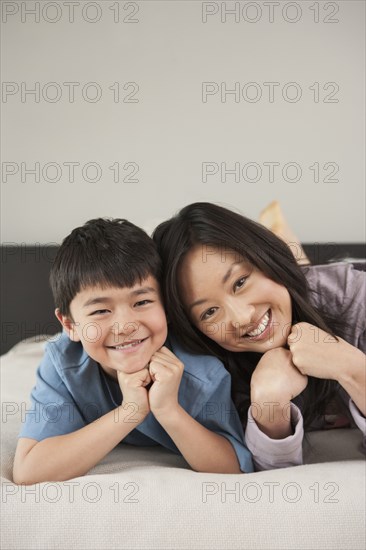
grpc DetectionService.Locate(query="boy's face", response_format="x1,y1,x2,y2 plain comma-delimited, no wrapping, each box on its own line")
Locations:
56,276,168,379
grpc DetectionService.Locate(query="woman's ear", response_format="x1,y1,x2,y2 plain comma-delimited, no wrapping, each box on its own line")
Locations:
55,308,81,342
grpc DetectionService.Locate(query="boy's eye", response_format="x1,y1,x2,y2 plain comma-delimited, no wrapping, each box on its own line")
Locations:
234,276,248,292
201,307,218,321
90,309,109,315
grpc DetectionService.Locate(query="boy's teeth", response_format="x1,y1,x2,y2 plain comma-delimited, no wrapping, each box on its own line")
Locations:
115,340,142,349
247,311,270,337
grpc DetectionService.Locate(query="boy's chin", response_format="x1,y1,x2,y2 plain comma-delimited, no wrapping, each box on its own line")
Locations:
99,363,148,380
102,342,166,377
119,363,149,374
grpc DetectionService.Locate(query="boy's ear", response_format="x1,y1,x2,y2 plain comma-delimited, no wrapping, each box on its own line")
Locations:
55,308,81,342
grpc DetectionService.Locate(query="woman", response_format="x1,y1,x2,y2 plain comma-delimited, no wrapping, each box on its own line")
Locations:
153,202,366,470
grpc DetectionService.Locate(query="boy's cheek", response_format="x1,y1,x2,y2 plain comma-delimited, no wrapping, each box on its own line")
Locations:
160,325,169,345
66,323,82,343
72,322,104,345
83,323,103,343
148,325,169,358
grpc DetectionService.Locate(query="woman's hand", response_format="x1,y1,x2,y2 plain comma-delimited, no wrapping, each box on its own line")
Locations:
250,347,308,438
251,347,308,403
288,322,366,415
288,322,363,381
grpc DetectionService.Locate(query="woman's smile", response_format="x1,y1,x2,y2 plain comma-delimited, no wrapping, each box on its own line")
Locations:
242,309,271,340
179,245,293,353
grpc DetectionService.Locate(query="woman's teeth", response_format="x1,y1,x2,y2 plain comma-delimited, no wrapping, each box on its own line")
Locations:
246,311,270,337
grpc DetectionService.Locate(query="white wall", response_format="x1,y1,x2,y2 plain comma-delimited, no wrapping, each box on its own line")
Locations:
1,0,365,244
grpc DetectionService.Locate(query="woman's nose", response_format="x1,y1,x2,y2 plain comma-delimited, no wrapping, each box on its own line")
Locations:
228,302,255,330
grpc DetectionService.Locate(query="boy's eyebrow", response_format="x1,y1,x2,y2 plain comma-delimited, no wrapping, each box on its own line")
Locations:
83,297,112,308
82,287,158,308
130,286,158,297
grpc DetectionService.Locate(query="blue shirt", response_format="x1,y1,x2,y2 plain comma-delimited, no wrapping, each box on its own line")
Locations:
18,331,253,473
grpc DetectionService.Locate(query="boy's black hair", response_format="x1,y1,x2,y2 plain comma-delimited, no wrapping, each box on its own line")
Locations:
50,218,161,317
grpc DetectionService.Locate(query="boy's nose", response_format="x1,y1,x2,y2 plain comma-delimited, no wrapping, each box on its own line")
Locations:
111,321,140,338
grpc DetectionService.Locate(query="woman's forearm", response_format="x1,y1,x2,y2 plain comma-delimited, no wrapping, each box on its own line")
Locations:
250,400,293,439
337,349,366,416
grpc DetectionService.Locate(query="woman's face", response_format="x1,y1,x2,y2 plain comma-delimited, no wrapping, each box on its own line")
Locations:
178,245,292,353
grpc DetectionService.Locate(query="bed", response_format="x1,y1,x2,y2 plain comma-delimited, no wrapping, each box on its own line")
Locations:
1,243,365,550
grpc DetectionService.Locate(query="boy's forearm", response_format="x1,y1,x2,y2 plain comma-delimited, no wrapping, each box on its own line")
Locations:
154,406,242,474
13,404,147,485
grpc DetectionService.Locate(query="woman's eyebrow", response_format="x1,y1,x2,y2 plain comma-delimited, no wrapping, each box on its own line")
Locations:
221,261,244,284
189,261,245,313
189,298,207,313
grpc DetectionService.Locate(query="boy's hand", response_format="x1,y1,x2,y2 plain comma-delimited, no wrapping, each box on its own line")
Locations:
148,346,184,418
117,368,151,423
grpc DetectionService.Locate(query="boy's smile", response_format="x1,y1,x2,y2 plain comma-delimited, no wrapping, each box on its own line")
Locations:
56,276,168,378
106,336,149,353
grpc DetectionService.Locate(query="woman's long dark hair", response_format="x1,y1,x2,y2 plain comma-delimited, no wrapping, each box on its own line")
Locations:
153,202,341,429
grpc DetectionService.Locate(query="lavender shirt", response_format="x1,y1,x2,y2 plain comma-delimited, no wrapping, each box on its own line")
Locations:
245,262,366,470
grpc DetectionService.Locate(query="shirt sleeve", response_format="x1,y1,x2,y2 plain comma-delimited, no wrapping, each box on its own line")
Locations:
338,386,366,452
195,381,254,474
348,400,366,452
168,333,254,473
244,403,303,471
18,343,87,441
303,263,366,351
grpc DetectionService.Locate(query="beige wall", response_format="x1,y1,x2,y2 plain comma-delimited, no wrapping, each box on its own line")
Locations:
1,0,365,243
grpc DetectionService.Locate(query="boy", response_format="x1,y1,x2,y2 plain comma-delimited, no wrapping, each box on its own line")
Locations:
13,218,253,484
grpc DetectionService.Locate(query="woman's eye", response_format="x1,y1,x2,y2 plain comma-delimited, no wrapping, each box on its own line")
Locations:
135,299,152,307
234,276,248,291
201,307,218,321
